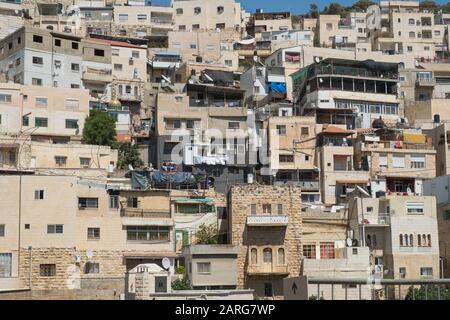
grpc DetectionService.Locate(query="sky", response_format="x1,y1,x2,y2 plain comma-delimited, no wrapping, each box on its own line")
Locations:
150,0,450,14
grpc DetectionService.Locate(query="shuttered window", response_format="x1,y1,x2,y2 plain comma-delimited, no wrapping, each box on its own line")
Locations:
0,253,12,277
393,154,405,168
379,153,388,167
411,154,426,168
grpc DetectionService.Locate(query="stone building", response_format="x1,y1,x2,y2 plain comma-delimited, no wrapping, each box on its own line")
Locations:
228,184,302,298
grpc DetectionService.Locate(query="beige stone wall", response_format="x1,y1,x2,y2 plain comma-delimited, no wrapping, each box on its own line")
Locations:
229,185,302,298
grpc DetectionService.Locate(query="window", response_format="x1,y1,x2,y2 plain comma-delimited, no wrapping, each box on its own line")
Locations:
263,248,272,263
47,224,63,234
303,244,316,259
78,197,99,209
407,46,413,52
126,226,170,242
192,24,200,30
114,64,123,71
197,262,211,274
393,154,405,168
78,157,90,168
408,18,415,25
194,7,201,15
72,42,79,50
55,156,67,167
127,197,139,208
112,48,119,56
179,25,186,31
399,267,406,279
224,59,232,67
118,14,128,21
85,262,99,274
434,30,441,37
0,253,11,277
262,204,271,214
40,264,56,277
35,117,48,127
65,98,79,109
228,122,240,129
65,119,78,129
35,97,48,107
54,39,61,46
189,43,197,49
277,204,283,215
301,127,309,135
137,14,147,21
276,125,286,135
406,202,424,214
216,23,225,30
93,48,105,57
34,190,44,200
33,35,43,43
326,23,332,30
176,8,183,15
71,63,80,72
0,224,4,237
279,154,294,163
87,228,100,240
32,78,43,86
217,6,224,14
277,248,285,265
109,195,119,209
250,204,256,215
0,94,12,103
25,224,30,229
132,51,140,58
32,56,43,65
320,243,335,259
411,154,425,168
379,153,388,167
420,267,433,277
399,234,404,246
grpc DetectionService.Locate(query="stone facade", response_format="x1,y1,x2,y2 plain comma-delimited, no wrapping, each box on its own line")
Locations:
229,184,302,298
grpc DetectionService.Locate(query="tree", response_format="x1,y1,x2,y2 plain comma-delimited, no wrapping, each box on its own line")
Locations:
171,277,192,290
310,4,319,18
351,0,376,12
194,223,219,245
116,141,144,169
420,0,439,13
321,3,349,17
82,110,116,147
405,285,450,300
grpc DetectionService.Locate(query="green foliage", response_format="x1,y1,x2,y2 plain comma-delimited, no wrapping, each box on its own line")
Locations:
310,4,319,18
82,109,117,147
176,266,185,275
171,277,192,290
351,0,376,12
405,285,450,300
195,223,219,245
309,294,325,300
322,3,349,17
115,141,144,169
419,1,439,13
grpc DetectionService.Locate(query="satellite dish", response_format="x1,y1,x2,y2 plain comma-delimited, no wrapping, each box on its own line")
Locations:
86,250,93,260
162,257,171,270
314,56,321,64
346,238,353,247
128,164,134,171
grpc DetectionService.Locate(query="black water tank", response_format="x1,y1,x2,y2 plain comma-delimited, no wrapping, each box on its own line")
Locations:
196,56,203,63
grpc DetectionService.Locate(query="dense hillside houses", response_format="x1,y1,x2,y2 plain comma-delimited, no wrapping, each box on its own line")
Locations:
2,0,450,301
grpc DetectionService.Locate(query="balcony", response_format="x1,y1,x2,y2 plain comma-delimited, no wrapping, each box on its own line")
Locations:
82,68,112,83
246,215,288,227
247,264,289,276
274,180,319,190
359,213,390,226
150,18,173,26
120,208,171,219
415,77,435,87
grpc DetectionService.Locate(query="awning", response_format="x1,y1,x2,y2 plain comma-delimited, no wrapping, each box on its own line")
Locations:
121,218,174,227
238,38,255,45
174,198,213,204
123,251,179,258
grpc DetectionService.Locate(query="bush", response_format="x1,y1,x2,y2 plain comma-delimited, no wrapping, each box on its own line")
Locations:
309,294,325,300
176,266,185,275
171,277,192,290
405,285,450,300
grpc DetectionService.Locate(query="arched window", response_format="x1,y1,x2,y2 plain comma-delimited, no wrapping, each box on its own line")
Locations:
409,234,414,247
176,8,183,15
427,234,432,247
277,248,285,265
404,234,409,246
399,234,404,246
217,6,224,14
409,31,415,38
194,7,201,15
366,234,372,247
263,248,272,263
418,234,422,246
250,248,257,265
422,234,427,246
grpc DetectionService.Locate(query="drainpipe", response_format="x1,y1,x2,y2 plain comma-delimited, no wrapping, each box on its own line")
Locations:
28,246,32,289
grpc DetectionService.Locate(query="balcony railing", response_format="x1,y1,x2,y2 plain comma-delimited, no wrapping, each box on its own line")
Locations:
120,208,171,219
274,180,319,190
359,213,390,226
246,215,288,226
247,265,289,275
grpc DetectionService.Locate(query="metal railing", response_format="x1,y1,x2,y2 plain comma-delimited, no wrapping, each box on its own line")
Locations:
308,278,450,300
